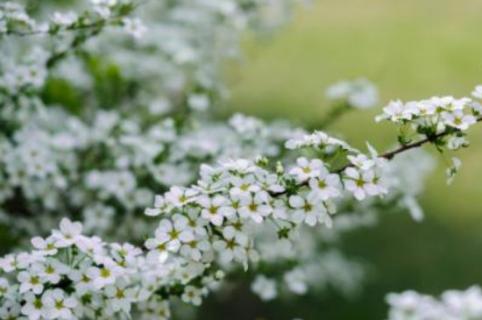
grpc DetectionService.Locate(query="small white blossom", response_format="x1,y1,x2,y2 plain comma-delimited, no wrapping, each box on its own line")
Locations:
51,11,77,26
51,218,83,247
442,110,476,131
123,17,146,38
181,286,203,306
290,157,325,182
326,78,379,109
344,167,385,200
472,85,482,99
198,195,235,226
284,268,308,295
238,192,272,223
251,275,277,301
289,194,331,227
43,289,77,319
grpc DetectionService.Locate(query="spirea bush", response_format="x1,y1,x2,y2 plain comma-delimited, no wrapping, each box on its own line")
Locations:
0,1,482,319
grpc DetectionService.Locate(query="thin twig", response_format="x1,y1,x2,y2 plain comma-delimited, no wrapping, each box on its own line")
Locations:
270,116,482,196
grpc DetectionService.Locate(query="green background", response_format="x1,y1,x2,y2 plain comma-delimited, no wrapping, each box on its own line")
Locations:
204,0,482,319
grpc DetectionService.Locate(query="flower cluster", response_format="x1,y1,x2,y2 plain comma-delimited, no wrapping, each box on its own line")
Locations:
0,218,228,319
251,250,366,301
377,96,480,131
144,133,389,245
325,78,379,109
387,286,482,320
0,146,431,319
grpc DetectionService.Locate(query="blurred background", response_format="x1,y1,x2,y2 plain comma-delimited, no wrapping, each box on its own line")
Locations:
203,0,482,318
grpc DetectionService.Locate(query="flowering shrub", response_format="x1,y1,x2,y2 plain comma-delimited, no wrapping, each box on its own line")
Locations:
1,1,482,319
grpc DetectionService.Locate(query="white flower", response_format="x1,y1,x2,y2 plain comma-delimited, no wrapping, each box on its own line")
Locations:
90,0,117,5
447,136,469,150
238,192,272,223
105,280,136,314
272,199,289,220
188,94,210,111
376,100,417,122
18,270,44,294
21,292,49,320
145,195,166,217
75,235,104,258
43,289,77,319
0,255,17,273
34,260,68,284
344,167,385,200
87,261,122,289
326,78,378,109
229,175,260,197
289,157,325,182
149,97,171,115
213,226,248,264
69,265,94,295
442,286,482,317
471,101,482,114
442,110,476,131
257,172,285,194
175,263,205,285
251,275,277,301
51,11,77,26
147,216,194,255
122,18,146,39
181,286,203,306
198,195,235,226
446,157,462,185
138,299,171,319
417,100,437,118
347,154,375,171
472,85,482,99
110,242,142,266
164,186,197,208
289,194,331,227
284,268,307,295
386,290,426,311
31,236,58,255
0,278,8,298
51,218,83,248
0,253,37,273
180,237,211,261
308,171,341,201
285,131,357,152
185,208,208,236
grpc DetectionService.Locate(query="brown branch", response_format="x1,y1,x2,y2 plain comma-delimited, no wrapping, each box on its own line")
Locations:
270,116,482,197
376,116,482,161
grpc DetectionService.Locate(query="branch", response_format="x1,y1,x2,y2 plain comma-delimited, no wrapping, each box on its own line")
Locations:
2,1,144,37
271,116,482,197
370,116,481,161
5,19,114,37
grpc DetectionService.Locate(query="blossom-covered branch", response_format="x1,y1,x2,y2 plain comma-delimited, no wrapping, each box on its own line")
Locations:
0,1,143,37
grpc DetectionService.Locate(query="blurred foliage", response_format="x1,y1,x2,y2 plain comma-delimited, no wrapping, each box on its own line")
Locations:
42,78,83,114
